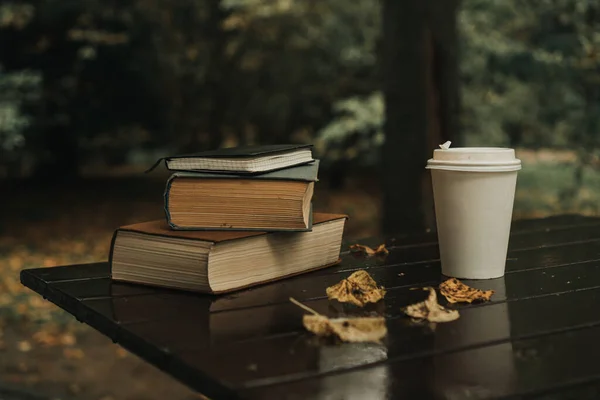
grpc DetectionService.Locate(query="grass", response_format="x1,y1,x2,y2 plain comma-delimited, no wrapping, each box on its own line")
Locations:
514,161,600,218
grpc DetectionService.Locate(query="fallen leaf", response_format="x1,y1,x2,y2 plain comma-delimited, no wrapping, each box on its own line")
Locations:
403,288,459,323
32,330,59,346
60,333,77,346
326,270,386,307
68,383,81,394
116,347,128,359
349,243,389,256
290,297,387,343
439,278,494,303
247,363,258,372
63,348,85,360
17,341,32,352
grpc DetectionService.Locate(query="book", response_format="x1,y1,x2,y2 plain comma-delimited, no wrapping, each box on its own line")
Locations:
145,144,314,174
164,160,319,231
109,212,347,294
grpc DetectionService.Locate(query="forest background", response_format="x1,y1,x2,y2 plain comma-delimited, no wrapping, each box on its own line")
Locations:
1,0,600,399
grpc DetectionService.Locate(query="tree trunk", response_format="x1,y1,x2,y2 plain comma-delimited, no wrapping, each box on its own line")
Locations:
381,0,460,235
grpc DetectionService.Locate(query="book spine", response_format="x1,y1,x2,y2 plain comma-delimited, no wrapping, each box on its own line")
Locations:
164,173,177,229
107,229,120,272
168,225,313,232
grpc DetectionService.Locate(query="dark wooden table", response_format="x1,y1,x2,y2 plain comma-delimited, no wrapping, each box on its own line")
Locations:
20,215,600,399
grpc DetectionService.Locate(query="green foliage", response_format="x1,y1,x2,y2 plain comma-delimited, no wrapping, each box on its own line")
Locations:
0,68,41,151
315,92,384,166
459,0,600,150
316,0,600,169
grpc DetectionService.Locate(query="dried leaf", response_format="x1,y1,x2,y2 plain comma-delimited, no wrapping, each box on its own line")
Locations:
439,278,494,304
17,340,32,352
290,297,387,343
63,348,85,360
403,288,460,323
116,347,128,359
247,363,258,372
303,315,387,343
326,270,386,307
349,243,389,256
32,331,59,346
60,333,76,346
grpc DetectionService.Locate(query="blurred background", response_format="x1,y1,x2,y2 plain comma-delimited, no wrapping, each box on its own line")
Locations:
1,0,600,399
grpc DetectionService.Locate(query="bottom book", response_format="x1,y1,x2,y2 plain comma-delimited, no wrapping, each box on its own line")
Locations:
109,213,347,294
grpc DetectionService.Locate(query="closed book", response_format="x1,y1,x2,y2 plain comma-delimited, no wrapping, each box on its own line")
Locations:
164,160,319,231
109,212,347,294
146,144,314,174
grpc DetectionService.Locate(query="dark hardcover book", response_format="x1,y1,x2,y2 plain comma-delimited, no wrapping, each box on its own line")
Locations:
146,144,314,174
164,160,320,231
109,212,347,294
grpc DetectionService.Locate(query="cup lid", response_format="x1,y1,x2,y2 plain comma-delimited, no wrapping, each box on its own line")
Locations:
426,146,521,171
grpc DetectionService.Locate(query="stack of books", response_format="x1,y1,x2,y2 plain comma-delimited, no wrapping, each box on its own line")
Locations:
108,144,347,294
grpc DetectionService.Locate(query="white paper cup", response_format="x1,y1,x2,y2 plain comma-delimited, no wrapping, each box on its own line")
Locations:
426,147,521,279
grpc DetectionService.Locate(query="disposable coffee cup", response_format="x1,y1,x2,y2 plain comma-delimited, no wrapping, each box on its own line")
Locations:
426,143,521,279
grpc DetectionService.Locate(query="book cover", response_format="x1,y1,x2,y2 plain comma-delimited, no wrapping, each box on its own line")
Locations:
145,144,314,174
109,213,348,294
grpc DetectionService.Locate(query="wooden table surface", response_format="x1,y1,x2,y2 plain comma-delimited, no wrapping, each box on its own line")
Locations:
20,214,600,400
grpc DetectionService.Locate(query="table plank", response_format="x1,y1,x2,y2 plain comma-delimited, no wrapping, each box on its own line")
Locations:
112,259,600,349
48,236,600,319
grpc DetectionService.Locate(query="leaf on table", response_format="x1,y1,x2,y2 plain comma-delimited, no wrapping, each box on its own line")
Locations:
326,269,386,307
290,297,387,343
439,278,494,303
403,288,460,323
349,243,389,256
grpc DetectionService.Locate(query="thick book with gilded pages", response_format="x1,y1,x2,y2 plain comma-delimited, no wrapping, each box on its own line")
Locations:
164,160,319,231
146,144,314,174
109,213,347,294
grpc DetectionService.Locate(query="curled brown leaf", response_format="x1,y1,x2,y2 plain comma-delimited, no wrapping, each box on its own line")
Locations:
349,243,389,256
403,288,459,323
290,297,387,343
326,270,386,307
439,278,494,303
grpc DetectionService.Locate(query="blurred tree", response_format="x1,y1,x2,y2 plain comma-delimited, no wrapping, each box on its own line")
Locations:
0,0,386,176
1,0,598,195
460,0,600,206
0,0,167,178
0,67,41,177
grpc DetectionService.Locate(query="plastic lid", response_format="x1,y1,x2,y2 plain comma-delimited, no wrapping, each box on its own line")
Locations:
426,147,521,172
